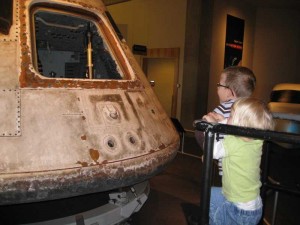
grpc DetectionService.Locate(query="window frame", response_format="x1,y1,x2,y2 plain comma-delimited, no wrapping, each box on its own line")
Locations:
19,2,140,89
31,6,128,80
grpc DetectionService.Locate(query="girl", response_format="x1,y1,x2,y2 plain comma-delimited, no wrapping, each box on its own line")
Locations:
208,97,274,225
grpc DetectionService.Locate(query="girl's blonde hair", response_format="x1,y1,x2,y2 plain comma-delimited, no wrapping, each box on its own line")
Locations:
230,97,275,130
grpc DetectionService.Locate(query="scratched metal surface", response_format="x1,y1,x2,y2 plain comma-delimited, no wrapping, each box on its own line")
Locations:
0,0,179,205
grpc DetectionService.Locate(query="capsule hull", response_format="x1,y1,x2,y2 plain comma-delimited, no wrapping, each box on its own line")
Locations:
0,0,179,205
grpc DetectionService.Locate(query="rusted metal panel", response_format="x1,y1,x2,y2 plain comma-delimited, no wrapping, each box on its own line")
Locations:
0,0,180,205
0,143,178,205
18,0,139,89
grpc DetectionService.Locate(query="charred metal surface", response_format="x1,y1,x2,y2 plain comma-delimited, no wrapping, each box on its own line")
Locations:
0,142,178,205
0,0,180,206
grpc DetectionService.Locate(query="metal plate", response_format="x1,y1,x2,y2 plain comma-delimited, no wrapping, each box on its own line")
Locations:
0,89,21,136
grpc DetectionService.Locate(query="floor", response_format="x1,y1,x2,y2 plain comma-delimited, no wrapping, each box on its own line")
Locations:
0,133,299,225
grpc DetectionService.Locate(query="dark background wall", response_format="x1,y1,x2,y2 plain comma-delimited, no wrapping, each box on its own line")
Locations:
108,0,300,129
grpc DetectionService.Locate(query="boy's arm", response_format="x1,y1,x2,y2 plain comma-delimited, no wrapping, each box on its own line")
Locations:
203,112,224,122
202,112,217,122
212,113,225,122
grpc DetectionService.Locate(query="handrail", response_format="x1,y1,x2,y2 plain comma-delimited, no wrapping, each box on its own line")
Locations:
194,120,300,225
195,120,300,144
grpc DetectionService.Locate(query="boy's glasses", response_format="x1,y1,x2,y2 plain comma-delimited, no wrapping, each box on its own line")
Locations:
217,83,234,96
217,83,229,88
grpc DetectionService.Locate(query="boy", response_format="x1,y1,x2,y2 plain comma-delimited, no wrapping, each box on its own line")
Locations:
195,66,256,175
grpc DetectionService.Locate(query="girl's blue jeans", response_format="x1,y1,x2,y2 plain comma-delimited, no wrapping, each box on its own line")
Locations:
209,187,262,225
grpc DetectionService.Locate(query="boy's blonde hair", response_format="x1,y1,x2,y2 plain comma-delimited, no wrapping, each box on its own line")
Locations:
230,97,274,130
223,66,256,97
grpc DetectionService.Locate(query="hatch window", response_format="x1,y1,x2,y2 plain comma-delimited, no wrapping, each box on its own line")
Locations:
0,0,13,35
32,9,123,79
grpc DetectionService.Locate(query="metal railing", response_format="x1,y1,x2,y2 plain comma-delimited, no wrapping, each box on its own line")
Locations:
194,120,300,225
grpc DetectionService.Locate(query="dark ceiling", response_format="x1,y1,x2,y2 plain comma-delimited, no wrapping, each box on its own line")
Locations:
242,0,300,10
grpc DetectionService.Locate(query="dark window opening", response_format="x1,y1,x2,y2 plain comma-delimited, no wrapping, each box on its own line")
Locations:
0,0,13,35
270,90,300,104
33,9,123,79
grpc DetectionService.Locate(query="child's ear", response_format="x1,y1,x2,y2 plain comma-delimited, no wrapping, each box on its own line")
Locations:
232,90,237,98
227,88,236,99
